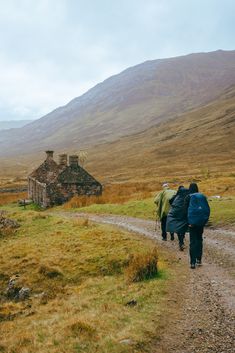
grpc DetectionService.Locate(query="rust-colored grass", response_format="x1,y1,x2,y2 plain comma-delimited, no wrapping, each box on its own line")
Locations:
126,248,158,283
63,182,155,209
0,192,27,206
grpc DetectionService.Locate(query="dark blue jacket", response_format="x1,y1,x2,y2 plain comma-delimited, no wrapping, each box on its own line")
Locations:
166,187,189,234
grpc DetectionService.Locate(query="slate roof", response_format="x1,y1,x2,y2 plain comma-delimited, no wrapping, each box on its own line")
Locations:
29,158,60,184
58,164,101,185
29,153,101,186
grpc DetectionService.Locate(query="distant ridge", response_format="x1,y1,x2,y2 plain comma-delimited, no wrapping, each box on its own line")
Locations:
0,49,235,157
0,120,33,131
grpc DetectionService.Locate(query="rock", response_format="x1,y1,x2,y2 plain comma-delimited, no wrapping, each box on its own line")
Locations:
6,285,20,299
125,299,137,307
18,199,33,206
35,292,49,304
120,339,133,345
5,276,30,301
5,276,20,299
0,213,20,229
18,287,30,300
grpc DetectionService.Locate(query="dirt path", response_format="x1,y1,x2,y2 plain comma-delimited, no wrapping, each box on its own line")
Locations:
54,212,235,353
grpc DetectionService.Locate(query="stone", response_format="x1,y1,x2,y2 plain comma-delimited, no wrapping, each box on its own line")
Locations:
18,287,30,300
0,213,20,229
119,339,133,345
125,299,137,307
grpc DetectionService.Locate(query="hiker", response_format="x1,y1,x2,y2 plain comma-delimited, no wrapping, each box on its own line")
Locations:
154,183,176,241
185,183,210,269
166,186,189,250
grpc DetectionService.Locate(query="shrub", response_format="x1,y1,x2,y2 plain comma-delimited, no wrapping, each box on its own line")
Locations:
125,248,158,282
38,265,63,278
68,320,96,338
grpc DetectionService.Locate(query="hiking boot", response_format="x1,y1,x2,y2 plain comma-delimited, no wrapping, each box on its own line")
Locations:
196,259,202,266
162,237,167,241
170,234,174,241
190,264,196,269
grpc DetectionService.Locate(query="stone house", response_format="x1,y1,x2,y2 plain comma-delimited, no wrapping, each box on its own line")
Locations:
28,151,102,208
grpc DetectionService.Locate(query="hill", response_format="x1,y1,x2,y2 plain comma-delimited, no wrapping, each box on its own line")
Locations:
0,120,32,131
0,49,235,157
84,84,235,182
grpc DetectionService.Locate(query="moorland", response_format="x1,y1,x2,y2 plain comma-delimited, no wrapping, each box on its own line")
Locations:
0,49,235,353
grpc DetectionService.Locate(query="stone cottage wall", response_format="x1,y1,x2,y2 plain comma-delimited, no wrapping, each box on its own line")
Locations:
28,177,48,208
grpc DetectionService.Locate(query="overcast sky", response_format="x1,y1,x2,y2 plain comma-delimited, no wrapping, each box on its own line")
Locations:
0,0,234,121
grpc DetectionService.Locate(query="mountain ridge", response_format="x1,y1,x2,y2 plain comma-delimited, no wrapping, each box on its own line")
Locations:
0,120,33,131
0,49,235,158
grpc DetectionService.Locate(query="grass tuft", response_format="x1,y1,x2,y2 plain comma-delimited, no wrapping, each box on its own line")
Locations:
68,320,96,338
38,265,63,278
126,248,158,283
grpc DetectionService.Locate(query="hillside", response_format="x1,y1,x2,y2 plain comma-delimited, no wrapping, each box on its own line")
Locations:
0,49,235,157
84,84,235,181
0,120,32,131
1,83,234,189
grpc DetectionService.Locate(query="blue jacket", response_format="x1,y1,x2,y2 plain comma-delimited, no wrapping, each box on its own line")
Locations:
166,187,189,234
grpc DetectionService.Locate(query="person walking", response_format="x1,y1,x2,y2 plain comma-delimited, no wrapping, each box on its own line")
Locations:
166,186,189,250
185,183,210,269
154,183,176,241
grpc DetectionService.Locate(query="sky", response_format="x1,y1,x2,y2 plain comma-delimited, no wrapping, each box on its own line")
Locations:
0,0,234,121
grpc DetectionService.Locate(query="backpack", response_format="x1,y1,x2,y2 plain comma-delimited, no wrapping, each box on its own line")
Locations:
187,193,210,226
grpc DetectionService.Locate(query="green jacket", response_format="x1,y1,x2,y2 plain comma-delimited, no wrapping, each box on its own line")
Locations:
154,189,176,220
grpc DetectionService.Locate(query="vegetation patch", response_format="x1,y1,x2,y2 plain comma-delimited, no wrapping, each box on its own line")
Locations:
126,248,158,282
68,320,97,338
209,197,235,226
0,205,177,353
38,265,63,278
64,195,235,227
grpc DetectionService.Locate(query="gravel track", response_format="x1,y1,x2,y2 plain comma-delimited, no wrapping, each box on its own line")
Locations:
54,212,235,353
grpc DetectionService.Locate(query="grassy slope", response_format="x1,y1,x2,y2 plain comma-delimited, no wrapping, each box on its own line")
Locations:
84,85,235,182
0,204,184,353
65,197,235,226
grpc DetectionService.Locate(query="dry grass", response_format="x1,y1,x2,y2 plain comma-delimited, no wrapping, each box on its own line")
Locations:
0,206,176,353
0,192,27,206
63,183,155,209
126,248,158,283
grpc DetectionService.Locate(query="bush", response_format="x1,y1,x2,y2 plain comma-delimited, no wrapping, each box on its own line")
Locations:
38,265,63,278
68,320,96,338
125,248,158,282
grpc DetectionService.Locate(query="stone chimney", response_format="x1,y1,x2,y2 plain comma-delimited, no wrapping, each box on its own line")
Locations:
45,150,54,159
59,154,68,168
69,155,79,167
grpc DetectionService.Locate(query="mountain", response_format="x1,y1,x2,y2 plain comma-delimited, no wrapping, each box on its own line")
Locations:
84,84,235,181
0,120,32,131
0,49,235,157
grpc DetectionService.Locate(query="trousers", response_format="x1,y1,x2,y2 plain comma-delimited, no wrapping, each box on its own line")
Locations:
189,226,204,265
161,216,174,240
177,233,185,247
